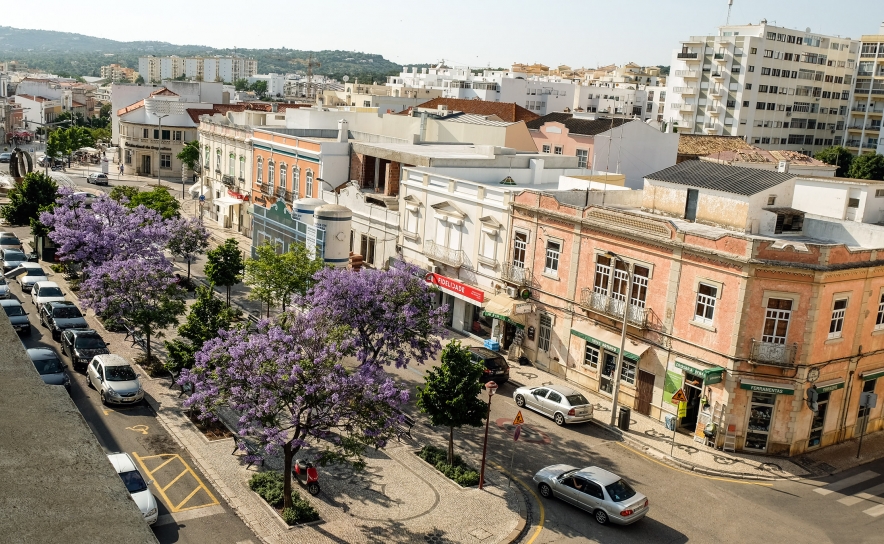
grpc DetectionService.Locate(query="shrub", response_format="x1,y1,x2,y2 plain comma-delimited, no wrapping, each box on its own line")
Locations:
249,472,319,525
281,491,320,525
417,444,480,487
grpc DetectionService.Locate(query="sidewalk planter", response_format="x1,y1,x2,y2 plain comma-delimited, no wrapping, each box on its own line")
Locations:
416,445,480,487
248,471,320,526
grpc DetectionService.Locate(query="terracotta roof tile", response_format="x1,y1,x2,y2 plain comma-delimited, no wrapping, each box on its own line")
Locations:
678,134,753,156
408,97,539,123
526,112,632,135
117,99,145,117
701,147,830,166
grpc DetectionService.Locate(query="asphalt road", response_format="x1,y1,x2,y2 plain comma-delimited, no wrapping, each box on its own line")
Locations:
3,224,257,544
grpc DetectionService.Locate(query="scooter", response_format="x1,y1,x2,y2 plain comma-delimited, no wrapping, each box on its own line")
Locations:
292,458,320,496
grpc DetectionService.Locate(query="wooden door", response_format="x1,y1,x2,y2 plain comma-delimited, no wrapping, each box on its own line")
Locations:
635,370,655,416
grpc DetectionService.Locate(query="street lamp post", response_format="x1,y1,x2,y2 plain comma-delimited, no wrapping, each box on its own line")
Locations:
478,381,498,490
153,113,169,186
606,251,634,427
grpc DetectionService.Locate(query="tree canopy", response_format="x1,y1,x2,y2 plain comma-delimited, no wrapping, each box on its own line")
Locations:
847,153,884,181
245,241,325,314
165,284,237,373
205,238,245,306
0,171,58,230
814,146,854,177
129,187,180,219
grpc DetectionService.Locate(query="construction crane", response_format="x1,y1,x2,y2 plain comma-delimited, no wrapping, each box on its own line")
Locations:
306,55,321,100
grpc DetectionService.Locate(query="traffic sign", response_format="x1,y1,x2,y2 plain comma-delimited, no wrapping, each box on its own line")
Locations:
512,411,524,426
198,195,205,202
671,388,688,403
677,401,687,419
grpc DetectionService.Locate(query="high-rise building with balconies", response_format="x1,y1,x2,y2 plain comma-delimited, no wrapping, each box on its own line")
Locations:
846,24,884,155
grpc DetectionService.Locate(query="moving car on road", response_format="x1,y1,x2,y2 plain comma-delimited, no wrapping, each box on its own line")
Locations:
31,281,66,306
1,299,31,335
26,348,71,393
107,453,158,525
86,354,144,405
534,465,649,526
513,384,594,426
1,249,28,272
86,172,109,185
469,346,510,386
60,328,109,371
40,301,87,340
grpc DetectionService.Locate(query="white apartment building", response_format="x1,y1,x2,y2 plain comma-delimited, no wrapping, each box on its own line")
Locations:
664,20,859,154
139,56,258,84
846,25,884,155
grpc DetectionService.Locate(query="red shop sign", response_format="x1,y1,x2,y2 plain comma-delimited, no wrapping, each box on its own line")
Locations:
228,189,249,201
425,273,485,304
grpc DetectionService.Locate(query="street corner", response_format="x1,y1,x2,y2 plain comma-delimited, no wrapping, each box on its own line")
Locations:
132,452,219,513
494,418,552,445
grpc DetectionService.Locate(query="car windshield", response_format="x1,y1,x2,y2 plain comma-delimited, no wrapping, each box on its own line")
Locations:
0,277,6,285
53,307,82,319
33,357,64,375
0,237,20,246
105,365,136,381
3,305,25,316
4,251,24,260
605,479,637,502
75,335,105,349
483,357,507,370
25,269,46,277
119,469,148,493
38,287,64,297
566,394,589,406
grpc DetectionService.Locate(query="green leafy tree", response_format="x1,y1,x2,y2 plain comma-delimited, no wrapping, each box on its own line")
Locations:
276,242,325,311
129,187,180,219
164,284,237,373
1,172,58,228
250,80,268,98
135,75,145,84
847,153,884,181
416,340,487,465
245,241,281,316
176,140,200,172
815,146,854,177
99,103,112,118
234,78,250,91
205,238,245,306
109,186,139,202
68,126,95,150
90,127,111,143
46,128,71,160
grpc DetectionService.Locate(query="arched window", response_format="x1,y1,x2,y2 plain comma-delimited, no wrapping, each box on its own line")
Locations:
256,157,263,184
204,145,210,168
292,167,300,197
267,160,275,188
305,169,314,197
228,152,235,176
215,148,221,171
279,163,287,190
239,156,245,180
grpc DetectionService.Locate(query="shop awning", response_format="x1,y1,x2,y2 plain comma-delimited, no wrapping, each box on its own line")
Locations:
482,294,526,329
861,367,884,381
813,378,845,394
674,361,725,385
215,196,244,207
188,183,211,196
570,321,651,362
739,378,794,395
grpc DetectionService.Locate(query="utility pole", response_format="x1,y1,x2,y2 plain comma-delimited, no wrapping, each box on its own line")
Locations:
153,112,169,186
607,251,634,428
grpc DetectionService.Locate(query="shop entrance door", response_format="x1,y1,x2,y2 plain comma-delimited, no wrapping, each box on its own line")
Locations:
856,379,877,437
502,322,516,350
680,373,703,430
745,392,777,451
599,352,616,395
808,392,830,449
635,370,655,416
141,155,151,176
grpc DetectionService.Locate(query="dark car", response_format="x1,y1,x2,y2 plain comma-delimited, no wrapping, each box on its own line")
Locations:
87,173,109,185
0,235,22,251
40,301,88,340
2,248,28,272
469,346,510,385
1,299,31,335
26,348,71,393
61,328,109,371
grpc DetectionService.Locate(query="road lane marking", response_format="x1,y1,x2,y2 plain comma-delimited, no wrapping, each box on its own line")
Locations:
154,504,227,527
837,482,884,506
614,442,773,486
814,471,878,496
864,503,884,517
132,452,219,513
490,461,544,544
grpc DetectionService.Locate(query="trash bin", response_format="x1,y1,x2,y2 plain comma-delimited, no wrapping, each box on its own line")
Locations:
664,414,677,432
617,407,631,431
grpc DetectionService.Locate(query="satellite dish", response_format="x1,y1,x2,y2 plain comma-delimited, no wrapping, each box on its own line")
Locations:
342,75,350,82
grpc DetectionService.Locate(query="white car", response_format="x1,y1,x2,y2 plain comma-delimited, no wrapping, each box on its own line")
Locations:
86,354,145,405
513,384,594,426
534,465,649,525
5,262,48,293
107,453,158,525
31,281,66,306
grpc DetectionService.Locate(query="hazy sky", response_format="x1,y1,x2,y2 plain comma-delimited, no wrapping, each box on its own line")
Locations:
4,0,878,68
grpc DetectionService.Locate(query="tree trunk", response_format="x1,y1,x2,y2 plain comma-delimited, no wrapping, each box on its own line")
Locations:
283,442,294,510
226,284,231,307
266,300,270,318
448,426,455,465
145,328,151,363
186,258,191,281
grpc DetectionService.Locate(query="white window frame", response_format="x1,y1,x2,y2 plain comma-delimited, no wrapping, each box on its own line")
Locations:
512,230,528,268
542,144,551,154
256,157,263,184
239,156,245,179
553,146,563,155
228,153,235,176
828,296,848,339
160,153,171,169
620,358,637,385
279,163,287,190
583,342,599,369
305,169,314,197
544,239,562,276
694,279,723,325
576,148,589,168
875,291,884,331
216,148,221,171
761,297,794,344
480,229,497,260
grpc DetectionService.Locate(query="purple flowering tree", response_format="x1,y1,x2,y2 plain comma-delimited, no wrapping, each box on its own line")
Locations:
167,217,210,281
180,311,407,509
39,188,171,268
80,256,186,362
306,263,447,370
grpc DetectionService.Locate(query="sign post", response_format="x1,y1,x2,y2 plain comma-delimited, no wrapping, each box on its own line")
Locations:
857,392,879,459
669,390,687,457
509,412,523,488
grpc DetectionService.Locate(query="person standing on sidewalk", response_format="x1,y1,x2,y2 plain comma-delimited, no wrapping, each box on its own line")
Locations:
119,163,124,178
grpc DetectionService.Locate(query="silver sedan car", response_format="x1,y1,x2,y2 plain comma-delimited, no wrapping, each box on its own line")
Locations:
534,464,649,525
513,384,593,426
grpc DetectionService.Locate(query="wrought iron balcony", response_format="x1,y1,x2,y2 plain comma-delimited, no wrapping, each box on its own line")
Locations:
750,339,797,368
677,52,699,59
222,174,235,187
501,263,532,285
424,240,465,268
580,288,649,328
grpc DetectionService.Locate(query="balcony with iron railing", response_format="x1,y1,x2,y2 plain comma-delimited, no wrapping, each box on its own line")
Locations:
424,240,465,268
677,52,699,59
845,139,862,147
673,86,697,94
713,53,726,60
675,70,699,78
221,174,235,187
749,339,798,368
579,288,649,329
711,71,725,79
501,263,532,285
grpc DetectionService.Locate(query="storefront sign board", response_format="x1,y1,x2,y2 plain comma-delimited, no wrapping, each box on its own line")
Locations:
861,367,884,381
570,329,643,362
514,303,533,315
814,379,845,394
739,380,794,395
674,360,725,385
425,273,485,304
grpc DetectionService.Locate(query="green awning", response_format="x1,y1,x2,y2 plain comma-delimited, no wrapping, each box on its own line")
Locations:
861,367,884,381
814,379,845,394
739,378,794,395
482,293,525,329
570,324,649,362
674,361,725,385
482,311,525,329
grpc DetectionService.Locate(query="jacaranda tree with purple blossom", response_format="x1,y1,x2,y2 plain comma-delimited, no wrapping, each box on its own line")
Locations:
167,217,210,281
306,262,447,370
180,311,408,510
80,256,186,362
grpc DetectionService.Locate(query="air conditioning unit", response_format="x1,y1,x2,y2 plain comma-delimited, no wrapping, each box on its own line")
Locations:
432,266,442,274
506,286,519,299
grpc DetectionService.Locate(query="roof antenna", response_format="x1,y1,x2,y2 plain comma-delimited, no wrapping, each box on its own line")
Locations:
726,0,734,26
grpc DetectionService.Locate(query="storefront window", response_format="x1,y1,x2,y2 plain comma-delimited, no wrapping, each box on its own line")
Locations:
583,344,599,369
464,302,492,339
745,392,776,451
620,359,637,385
808,391,830,448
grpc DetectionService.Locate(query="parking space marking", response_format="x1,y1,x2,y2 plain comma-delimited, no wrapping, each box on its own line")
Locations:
132,452,219,513
126,424,149,435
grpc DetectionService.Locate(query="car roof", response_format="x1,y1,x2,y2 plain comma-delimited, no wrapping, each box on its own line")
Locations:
0,299,23,307
68,328,98,336
47,300,77,308
94,354,128,367
26,348,58,360
19,263,43,270
34,281,60,289
470,347,504,358
576,466,621,486
107,452,138,474
538,384,584,397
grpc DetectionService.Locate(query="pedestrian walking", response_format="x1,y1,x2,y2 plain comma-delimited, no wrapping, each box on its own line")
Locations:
119,163,124,178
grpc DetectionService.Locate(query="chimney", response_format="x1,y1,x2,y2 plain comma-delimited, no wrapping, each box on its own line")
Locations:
777,160,789,173
337,119,348,143
271,102,278,113
419,111,428,142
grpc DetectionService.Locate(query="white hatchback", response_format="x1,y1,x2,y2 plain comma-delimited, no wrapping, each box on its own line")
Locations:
86,354,145,405
31,281,66,306
107,453,158,525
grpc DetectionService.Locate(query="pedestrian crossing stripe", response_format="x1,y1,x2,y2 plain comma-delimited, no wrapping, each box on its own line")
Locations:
513,411,524,426
813,470,884,517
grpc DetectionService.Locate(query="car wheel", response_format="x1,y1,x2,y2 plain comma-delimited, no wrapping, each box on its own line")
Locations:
86,374,92,389
538,483,552,498
554,413,566,426
515,394,526,407
594,509,609,525
100,391,108,406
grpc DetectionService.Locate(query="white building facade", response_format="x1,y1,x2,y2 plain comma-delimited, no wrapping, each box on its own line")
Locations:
846,27,884,155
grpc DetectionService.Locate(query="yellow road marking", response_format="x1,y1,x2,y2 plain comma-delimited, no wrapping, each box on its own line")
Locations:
125,424,149,435
161,470,189,492
490,461,544,544
132,452,219,513
614,442,773,486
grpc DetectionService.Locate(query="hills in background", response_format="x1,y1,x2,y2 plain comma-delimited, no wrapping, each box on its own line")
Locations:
0,26,422,82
